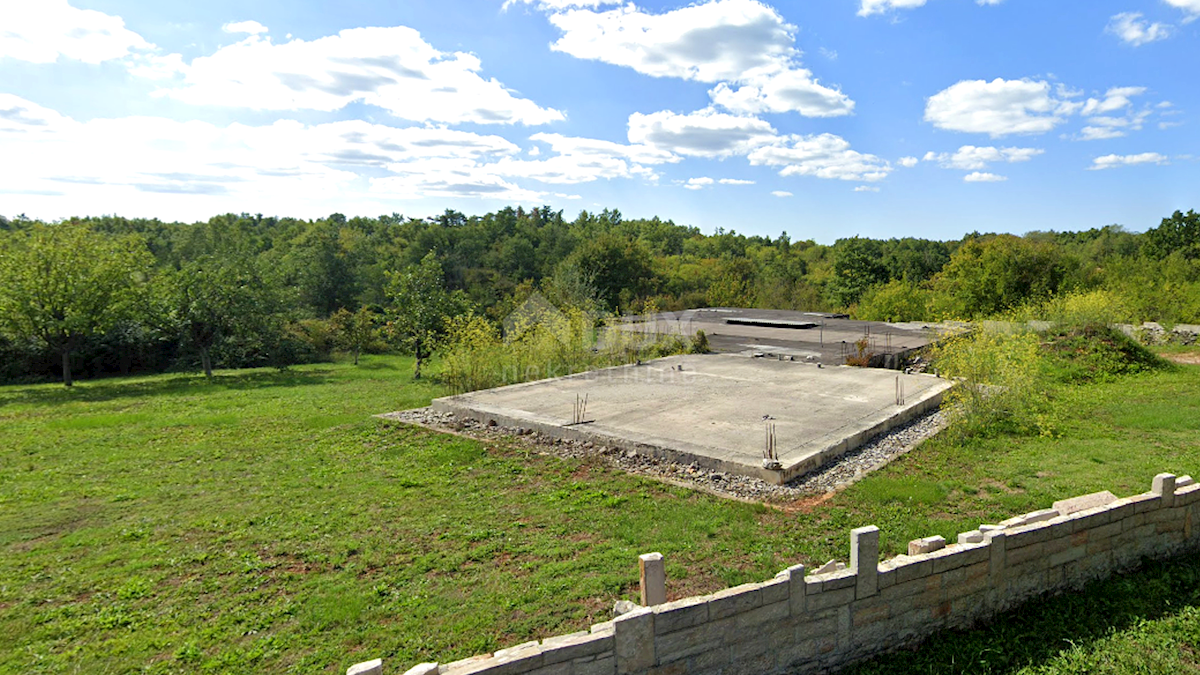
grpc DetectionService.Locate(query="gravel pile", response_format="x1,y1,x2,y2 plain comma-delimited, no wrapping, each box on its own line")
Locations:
380,407,946,502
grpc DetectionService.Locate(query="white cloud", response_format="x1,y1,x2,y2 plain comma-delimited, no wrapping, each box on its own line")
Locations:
718,178,755,184
1164,0,1200,22
529,132,678,165
1081,86,1147,116
683,177,715,190
0,0,151,64
925,78,1080,137
771,190,793,197
1106,13,1172,46
0,94,72,134
709,68,853,117
1088,152,1169,170
1075,88,1152,140
503,0,622,10
546,0,853,117
223,20,269,35
627,109,778,158
747,133,892,182
898,156,919,167
859,0,1000,16
853,185,880,192
159,28,564,125
963,172,1007,182
0,95,626,218
858,0,928,18
926,145,1043,170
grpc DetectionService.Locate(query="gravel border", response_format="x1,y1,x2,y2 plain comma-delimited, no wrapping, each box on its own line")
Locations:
378,407,947,503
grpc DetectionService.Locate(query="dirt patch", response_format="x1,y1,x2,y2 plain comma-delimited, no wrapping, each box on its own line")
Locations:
1162,352,1200,365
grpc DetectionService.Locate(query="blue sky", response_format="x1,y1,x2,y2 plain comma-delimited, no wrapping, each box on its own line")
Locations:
0,0,1196,242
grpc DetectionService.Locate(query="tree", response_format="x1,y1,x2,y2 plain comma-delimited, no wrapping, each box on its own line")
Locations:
561,233,655,311
0,223,152,386
1143,209,1200,260
930,235,1074,319
385,253,469,378
827,237,889,308
331,306,378,365
160,257,267,380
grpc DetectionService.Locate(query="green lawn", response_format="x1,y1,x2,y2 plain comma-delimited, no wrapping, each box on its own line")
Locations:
2,355,1199,674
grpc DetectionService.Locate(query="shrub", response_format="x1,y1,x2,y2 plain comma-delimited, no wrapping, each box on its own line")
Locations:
440,302,692,394
929,325,1049,439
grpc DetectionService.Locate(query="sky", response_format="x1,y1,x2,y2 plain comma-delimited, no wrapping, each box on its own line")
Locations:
0,0,1196,242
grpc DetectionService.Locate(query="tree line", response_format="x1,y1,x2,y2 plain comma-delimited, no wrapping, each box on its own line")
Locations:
0,207,1196,386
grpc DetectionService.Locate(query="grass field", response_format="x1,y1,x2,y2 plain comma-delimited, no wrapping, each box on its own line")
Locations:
2,353,1199,674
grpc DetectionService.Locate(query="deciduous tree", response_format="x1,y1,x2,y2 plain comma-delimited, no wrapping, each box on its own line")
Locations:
0,223,152,386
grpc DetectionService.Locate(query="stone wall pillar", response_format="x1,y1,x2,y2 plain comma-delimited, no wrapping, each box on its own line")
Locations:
851,526,880,599
639,553,666,607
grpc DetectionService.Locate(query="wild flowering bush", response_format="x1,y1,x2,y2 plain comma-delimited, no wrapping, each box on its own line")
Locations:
930,324,1051,439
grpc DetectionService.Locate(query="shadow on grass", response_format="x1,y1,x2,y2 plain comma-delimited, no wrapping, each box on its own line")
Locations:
0,367,341,409
841,554,1200,675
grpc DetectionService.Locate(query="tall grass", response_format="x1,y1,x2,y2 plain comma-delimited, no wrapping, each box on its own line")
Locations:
440,305,703,394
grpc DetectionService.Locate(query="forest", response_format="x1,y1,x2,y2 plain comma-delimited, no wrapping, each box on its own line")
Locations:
0,207,1197,385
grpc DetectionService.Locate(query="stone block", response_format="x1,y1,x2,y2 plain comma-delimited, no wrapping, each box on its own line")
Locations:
441,655,495,675
852,600,891,627
541,632,613,665
957,530,984,545
878,567,897,590
851,526,880,599
1178,484,1200,508
929,546,970,574
782,564,806,616
590,621,615,636
495,642,539,659
574,655,615,675
614,607,654,675
707,582,762,620
761,575,789,605
1153,473,1177,508
402,663,439,675
812,559,845,574
805,585,855,611
486,646,544,675
654,618,727,664
1053,491,1117,516
795,608,839,640
908,535,946,556
348,660,383,675
1130,493,1161,514
815,569,857,591
687,646,730,673
526,663,572,675
652,595,709,635
639,553,667,607
1178,475,1195,488
892,558,933,585
733,600,789,631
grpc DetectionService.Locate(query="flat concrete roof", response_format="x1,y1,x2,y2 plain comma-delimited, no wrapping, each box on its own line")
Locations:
617,308,946,366
431,354,953,484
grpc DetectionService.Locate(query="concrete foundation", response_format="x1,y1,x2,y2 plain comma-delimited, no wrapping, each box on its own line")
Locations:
430,354,953,485
616,308,950,368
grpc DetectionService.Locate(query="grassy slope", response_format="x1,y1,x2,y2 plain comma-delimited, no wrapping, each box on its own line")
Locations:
1,354,1198,673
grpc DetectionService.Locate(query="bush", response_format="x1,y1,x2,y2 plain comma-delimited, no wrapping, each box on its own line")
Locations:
855,279,930,322
929,325,1050,439
440,302,692,394
1040,324,1170,383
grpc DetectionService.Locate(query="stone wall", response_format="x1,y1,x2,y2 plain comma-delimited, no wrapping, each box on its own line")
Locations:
360,474,1199,675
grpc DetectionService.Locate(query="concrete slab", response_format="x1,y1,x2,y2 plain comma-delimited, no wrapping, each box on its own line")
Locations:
430,354,954,485
615,308,956,368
